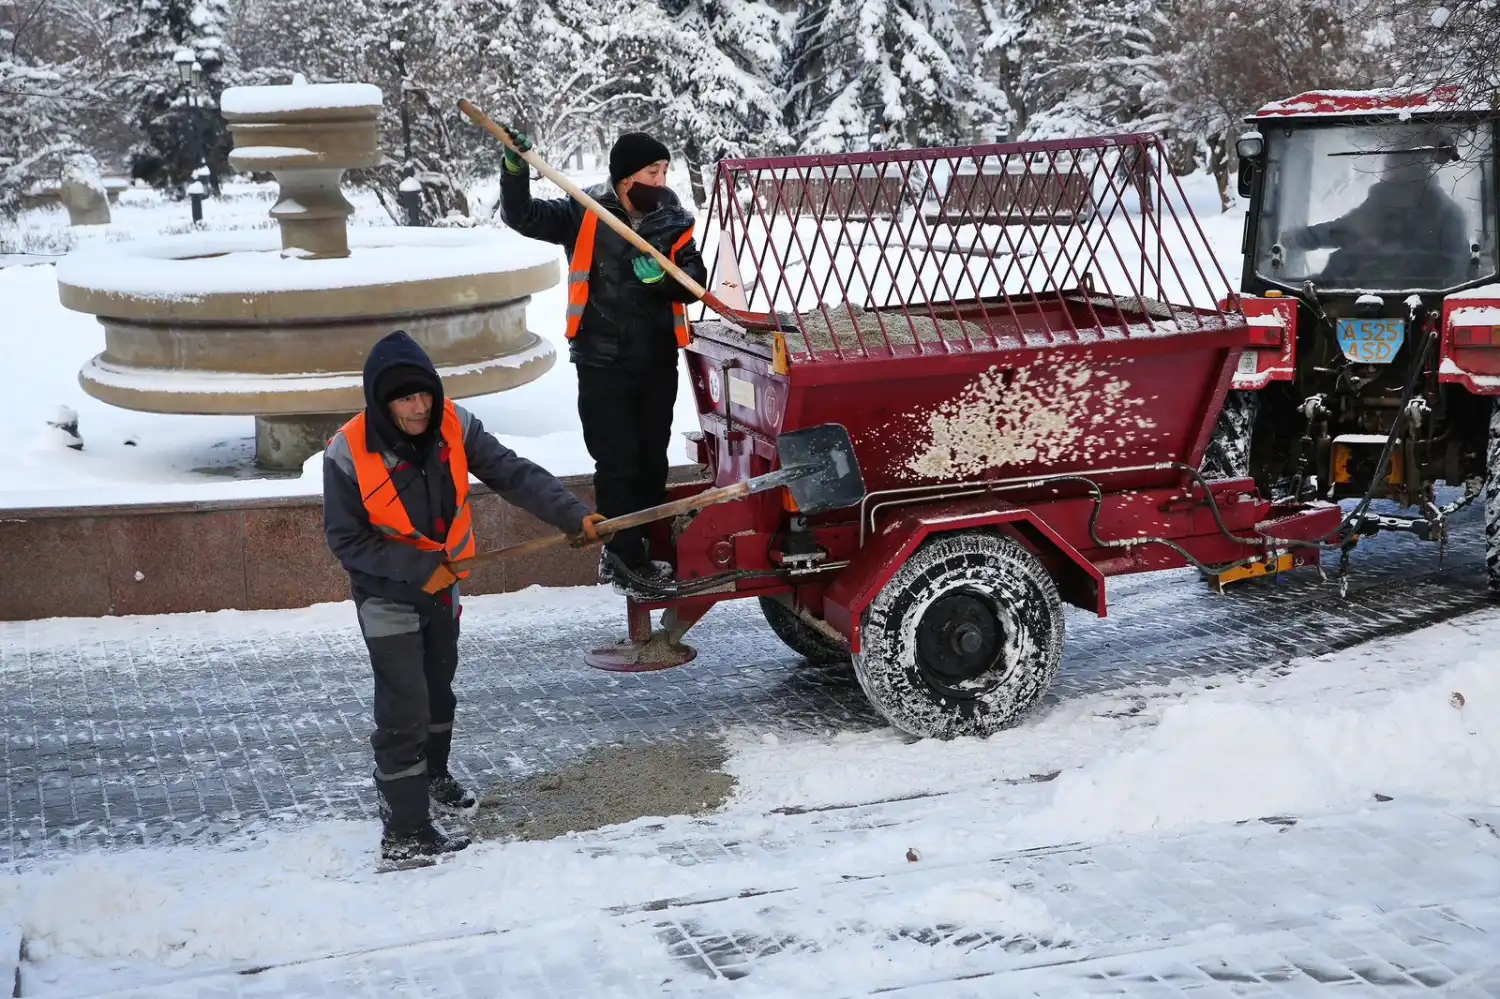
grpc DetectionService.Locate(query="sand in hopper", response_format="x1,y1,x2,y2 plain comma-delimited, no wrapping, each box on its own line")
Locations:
769,302,989,353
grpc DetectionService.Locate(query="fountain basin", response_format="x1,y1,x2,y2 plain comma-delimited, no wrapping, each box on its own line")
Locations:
58,225,560,467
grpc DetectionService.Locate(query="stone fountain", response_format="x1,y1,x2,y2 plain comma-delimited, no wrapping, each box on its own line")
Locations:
57,80,558,470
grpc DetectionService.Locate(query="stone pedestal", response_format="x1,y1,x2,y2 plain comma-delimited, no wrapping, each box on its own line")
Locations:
60,177,110,226
255,413,351,470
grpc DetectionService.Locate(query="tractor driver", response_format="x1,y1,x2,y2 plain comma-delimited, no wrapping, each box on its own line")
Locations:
1283,149,1471,287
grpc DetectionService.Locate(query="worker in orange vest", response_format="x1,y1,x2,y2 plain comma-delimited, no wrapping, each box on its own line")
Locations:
324,330,605,866
498,126,707,592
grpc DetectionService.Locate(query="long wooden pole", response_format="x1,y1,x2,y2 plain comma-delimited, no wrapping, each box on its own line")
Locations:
446,479,758,575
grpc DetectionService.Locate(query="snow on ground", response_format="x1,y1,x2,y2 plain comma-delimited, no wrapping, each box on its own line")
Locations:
0,173,703,508
1,590,1496,995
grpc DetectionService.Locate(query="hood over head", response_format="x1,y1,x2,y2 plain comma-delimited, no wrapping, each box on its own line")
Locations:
361,330,444,457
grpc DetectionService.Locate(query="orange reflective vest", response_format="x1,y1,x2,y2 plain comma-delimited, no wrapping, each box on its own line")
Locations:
565,212,693,348
337,399,477,578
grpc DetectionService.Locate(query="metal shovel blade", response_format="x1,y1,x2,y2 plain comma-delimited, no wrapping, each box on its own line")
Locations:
774,423,866,515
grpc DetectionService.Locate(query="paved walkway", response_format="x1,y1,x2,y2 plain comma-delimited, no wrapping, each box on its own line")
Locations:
40,804,1500,997
1,502,1491,865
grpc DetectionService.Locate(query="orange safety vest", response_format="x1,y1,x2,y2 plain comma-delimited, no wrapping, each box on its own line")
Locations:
565,212,693,347
337,399,477,578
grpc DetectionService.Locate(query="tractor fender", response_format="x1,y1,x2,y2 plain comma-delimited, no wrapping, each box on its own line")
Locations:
823,497,1105,653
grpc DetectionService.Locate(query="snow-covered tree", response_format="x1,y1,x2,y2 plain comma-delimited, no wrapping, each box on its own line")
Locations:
354,0,479,222
465,0,655,176
963,0,1065,138
1019,0,1168,139
787,0,990,153
1,2,110,219
1159,0,1389,206
1394,0,1500,96
107,0,236,189
640,0,792,206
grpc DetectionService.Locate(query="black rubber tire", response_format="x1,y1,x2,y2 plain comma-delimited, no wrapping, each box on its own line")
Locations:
1202,390,1261,480
1486,399,1500,594
852,532,1063,739
759,596,851,665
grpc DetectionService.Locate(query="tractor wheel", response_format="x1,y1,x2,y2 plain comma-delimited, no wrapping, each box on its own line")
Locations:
1202,390,1261,480
1485,399,1500,594
759,596,851,665
852,532,1063,739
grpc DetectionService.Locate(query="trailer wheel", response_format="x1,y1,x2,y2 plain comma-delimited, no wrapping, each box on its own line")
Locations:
759,596,851,665
853,532,1063,739
1485,399,1500,593
1202,390,1260,480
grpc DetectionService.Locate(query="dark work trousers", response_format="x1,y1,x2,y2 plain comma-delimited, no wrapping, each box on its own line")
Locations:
355,590,461,833
576,362,680,567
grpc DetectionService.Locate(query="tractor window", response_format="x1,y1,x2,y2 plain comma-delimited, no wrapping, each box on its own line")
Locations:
1254,120,1497,292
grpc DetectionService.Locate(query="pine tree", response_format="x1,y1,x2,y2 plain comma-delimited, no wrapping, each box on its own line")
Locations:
1021,0,1168,139
790,0,989,153
466,0,659,176
640,0,792,206
107,0,236,190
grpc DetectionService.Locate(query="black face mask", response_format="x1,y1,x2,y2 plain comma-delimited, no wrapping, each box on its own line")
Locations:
626,182,666,214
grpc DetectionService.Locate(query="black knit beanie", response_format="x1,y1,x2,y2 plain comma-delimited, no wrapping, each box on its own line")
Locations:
609,132,671,184
375,364,440,407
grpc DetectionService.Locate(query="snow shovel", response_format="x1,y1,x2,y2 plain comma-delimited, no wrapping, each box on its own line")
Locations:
456,98,786,333
445,423,866,578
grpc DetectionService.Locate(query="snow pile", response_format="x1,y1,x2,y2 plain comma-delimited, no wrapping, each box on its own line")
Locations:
1025,657,1500,840
3,821,691,973
56,226,556,301
3,599,1498,991
732,609,1500,846
1452,304,1500,325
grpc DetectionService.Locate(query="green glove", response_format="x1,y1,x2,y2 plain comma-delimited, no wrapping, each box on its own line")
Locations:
501,124,532,175
632,255,666,284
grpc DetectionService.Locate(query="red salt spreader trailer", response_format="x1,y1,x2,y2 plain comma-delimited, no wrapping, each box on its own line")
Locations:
582,134,1348,739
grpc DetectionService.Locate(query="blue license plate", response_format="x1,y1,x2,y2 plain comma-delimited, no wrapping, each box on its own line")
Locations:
1336,318,1405,364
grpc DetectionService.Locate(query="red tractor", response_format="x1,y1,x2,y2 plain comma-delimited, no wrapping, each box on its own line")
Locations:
1210,87,1500,587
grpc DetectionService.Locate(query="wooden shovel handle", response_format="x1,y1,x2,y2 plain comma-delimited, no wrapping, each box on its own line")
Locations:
446,481,754,575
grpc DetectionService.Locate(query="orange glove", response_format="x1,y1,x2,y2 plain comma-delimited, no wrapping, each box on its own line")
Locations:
572,512,608,548
422,562,460,594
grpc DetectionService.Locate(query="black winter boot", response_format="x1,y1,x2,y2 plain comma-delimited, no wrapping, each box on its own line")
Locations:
430,773,477,813
376,772,431,833
602,550,674,595
381,821,470,863
425,730,478,813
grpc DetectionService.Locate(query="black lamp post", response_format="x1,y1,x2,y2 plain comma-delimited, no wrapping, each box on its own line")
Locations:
174,48,206,222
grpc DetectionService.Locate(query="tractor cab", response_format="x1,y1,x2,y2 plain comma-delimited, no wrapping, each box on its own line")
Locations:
1216,87,1500,590
1242,103,1496,297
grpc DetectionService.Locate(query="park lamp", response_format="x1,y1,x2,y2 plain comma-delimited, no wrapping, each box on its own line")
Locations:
174,49,195,82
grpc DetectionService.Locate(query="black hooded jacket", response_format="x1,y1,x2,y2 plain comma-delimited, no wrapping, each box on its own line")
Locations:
500,172,708,371
323,331,592,605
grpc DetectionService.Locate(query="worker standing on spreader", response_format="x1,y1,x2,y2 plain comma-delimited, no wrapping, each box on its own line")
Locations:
323,330,605,866
498,126,708,591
